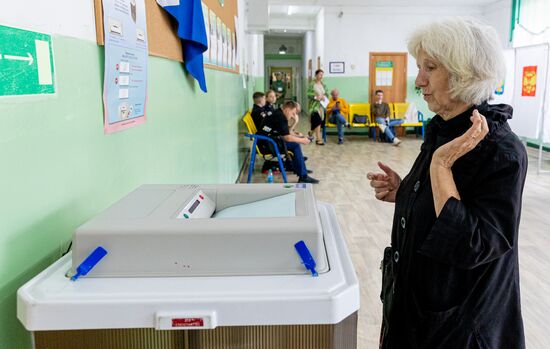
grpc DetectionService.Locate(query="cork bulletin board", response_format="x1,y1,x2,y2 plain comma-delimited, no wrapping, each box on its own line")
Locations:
94,0,239,73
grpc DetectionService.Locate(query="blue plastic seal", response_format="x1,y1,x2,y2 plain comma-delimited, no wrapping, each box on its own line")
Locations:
71,246,108,281
294,240,318,277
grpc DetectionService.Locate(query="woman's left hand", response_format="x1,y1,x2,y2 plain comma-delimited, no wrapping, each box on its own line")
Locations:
431,109,489,169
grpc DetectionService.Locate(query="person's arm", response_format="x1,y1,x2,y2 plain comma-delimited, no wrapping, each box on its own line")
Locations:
307,83,316,101
326,100,335,116
341,100,349,118
284,134,310,144
384,103,391,118
422,110,527,269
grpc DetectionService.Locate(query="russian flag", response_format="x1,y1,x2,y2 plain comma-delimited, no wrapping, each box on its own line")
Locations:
157,0,208,92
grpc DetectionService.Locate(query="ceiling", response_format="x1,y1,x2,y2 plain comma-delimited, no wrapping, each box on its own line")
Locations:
269,0,502,18
269,0,501,6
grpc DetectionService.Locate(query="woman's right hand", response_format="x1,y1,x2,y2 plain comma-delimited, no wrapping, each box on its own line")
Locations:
367,162,401,203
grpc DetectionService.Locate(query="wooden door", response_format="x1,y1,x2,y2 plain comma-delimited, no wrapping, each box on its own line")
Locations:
369,53,407,103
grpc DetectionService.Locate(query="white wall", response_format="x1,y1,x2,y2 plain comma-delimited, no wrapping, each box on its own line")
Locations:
322,6,485,78
244,33,264,77
314,8,325,70
0,0,96,41
303,30,315,80
481,0,512,49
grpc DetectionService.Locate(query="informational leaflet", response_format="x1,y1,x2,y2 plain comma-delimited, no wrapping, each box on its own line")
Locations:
216,17,223,66
102,0,148,134
202,2,210,64
375,61,393,87
209,10,217,66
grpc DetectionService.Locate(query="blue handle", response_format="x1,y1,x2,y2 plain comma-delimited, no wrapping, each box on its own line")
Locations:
71,246,108,281
294,240,318,277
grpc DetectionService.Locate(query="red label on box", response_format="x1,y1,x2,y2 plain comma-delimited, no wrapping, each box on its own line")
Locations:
171,318,204,328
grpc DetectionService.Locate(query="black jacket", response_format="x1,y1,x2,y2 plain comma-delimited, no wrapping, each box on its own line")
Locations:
380,102,527,349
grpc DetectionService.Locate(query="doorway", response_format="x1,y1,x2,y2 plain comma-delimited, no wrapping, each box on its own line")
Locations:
369,52,408,103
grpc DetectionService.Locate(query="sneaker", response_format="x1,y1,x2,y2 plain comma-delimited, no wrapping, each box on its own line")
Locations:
338,138,344,145
298,175,320,184
307,169,313,174
393,137,402,146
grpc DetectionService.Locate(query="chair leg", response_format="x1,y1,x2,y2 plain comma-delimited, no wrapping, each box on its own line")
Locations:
247,140,258,183
277,157,288,183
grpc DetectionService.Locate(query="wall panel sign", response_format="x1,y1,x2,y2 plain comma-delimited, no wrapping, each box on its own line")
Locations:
0,25,55,96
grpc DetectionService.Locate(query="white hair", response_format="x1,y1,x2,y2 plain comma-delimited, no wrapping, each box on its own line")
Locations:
408,17,506,105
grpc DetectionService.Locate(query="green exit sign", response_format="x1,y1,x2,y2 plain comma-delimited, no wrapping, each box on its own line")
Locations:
0,25,55,96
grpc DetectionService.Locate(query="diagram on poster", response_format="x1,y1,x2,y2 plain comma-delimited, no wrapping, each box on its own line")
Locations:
102,0,148,134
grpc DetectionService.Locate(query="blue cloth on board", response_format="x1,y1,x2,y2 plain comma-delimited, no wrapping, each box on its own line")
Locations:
157,0,208,92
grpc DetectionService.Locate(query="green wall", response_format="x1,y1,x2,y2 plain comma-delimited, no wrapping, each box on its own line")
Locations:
0,36,256,348
322,76,435,118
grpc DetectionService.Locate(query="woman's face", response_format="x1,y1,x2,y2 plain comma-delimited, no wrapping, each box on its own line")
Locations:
266,92,276,104
415,50,455,116
316,71,324,81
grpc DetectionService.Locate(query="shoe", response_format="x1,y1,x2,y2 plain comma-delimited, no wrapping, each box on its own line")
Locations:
307,169,313,174
304,156,308,161
316,141,325,145
338,138,344,144
298,175,320,184
393,137,402,146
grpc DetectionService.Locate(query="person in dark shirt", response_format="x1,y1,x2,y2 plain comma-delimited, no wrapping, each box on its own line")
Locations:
265,89,277,113
258,101,319,184
250,92,268,131
372,90,404,145
369,18,526,349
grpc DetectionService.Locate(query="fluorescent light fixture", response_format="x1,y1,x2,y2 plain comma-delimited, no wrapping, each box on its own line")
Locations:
287,5,293,15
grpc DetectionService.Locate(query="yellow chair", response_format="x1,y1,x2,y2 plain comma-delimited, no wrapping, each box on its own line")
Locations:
242,111,290,183
391,102,424,139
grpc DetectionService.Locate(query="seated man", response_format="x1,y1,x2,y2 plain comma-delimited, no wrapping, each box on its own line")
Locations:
251,91,271,131
257,101,319,184
371,89,403,146
326,89,350,144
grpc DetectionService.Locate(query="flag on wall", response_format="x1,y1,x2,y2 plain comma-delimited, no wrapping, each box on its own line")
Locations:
157,0,208,92
521,66,537,97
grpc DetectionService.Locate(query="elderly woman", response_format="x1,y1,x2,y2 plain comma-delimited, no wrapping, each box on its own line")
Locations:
369,18,527,348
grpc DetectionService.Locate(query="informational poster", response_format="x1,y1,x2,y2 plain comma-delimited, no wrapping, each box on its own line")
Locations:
510,45,548,140
102,0,148,134
202,2,210,64
216,17,223,66
222,23,228,67
209,10,217,66
522,66,538,97
375,61,393,86
231,31,236,69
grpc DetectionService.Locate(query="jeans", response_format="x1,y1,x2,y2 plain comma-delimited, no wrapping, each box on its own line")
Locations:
330,111,347,140
376,117,405,142
285,141,307,177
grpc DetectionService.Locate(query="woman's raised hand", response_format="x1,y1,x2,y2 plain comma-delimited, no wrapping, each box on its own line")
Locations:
367,162,401,203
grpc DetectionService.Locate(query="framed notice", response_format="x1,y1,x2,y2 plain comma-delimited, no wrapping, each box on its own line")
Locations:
329,61,345,74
